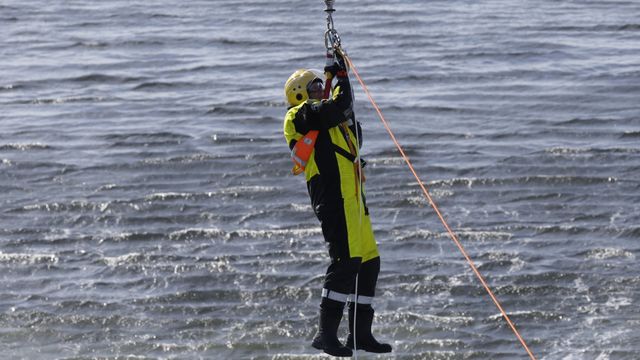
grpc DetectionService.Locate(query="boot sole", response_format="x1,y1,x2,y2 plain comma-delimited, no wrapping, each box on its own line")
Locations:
348,347,392,353
312,339,353,357
346,338,392,353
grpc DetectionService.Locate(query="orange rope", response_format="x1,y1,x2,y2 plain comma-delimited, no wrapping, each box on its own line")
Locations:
343,55,538,360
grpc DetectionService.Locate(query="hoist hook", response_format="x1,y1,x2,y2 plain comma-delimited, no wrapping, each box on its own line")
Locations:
324,0,341,51
322,0,349,99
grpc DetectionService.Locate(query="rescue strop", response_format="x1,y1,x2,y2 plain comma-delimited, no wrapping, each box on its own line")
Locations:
290,128,363,176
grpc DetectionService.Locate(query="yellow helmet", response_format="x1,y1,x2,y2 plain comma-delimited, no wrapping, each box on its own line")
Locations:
284,69,322,107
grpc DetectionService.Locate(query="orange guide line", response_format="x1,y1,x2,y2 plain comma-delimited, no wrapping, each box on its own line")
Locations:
344,55,537,360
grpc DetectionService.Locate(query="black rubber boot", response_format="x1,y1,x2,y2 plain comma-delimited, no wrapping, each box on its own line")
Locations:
311,298,353,357
345,303,392,353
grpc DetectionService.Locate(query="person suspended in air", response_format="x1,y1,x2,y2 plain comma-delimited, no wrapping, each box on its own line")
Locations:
283,51,392,357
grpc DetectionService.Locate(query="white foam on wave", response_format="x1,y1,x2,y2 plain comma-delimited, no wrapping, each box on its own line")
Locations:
103,252,145,266
427,177,476,188
232,228,321,239
169,227,225,239
406,195,428,206
219,185,279,194
586,247,635,260
96,183,118,191
485,251,526,272
368,157,405,166
604,295,632,311
393,310,473,326
552,292,635,360
290,203,312,212
0,143,51,151
457,229,514,242
487,310,563,322
392,228,513,242
545,146,591,155
20,200,113,213
145,192,197,201
508,257,525,272
0,252,58,264
169,227,321,240
145,186,280,201
206,258,234,273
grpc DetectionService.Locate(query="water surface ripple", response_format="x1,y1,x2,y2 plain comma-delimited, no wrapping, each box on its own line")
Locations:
2,0,639,359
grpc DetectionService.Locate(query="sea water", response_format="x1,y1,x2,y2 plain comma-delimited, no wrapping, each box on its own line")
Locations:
1,0,639,358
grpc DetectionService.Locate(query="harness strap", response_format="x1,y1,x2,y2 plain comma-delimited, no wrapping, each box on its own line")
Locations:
332,143,356,163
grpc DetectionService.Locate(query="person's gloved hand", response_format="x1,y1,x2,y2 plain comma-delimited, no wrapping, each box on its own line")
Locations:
324,52,348,78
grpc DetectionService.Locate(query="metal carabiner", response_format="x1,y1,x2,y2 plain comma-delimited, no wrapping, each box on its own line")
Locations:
325,28,341,51
324,0,341,51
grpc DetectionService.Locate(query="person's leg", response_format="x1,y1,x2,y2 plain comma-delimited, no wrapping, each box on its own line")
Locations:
311,200,360,356
345,256,392,353
345,205,393,354
311,296,352,357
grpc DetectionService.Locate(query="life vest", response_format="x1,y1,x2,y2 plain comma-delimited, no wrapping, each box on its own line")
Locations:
291,130,319,175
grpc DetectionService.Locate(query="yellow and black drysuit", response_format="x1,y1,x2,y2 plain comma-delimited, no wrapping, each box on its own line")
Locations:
284,74,379,303
284,70,391,355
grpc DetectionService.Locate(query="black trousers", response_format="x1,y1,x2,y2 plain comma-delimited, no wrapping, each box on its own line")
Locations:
314,197,380,298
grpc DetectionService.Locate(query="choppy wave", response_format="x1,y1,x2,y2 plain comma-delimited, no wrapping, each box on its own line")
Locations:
2,0,640,358
426,175,619,188
581,247,636,260
0,252,58,264
0,143,53,151
168,227,321,241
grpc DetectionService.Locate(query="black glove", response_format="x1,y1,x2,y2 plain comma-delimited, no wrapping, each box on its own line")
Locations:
324,52,348,78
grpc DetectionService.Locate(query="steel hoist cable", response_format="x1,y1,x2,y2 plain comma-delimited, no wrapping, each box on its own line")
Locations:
322,1,363,357
320,2,537,359
318,2,538,359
